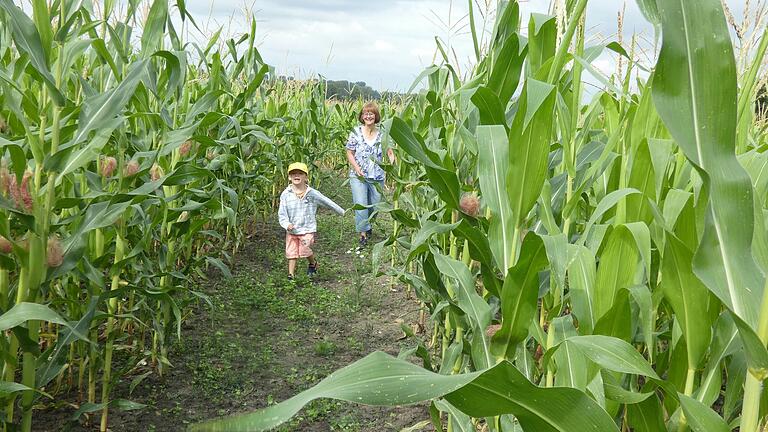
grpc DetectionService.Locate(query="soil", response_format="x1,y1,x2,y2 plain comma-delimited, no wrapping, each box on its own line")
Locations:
31,188,434,431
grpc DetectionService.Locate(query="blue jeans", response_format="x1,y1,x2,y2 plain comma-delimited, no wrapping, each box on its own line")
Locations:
350,176,384,233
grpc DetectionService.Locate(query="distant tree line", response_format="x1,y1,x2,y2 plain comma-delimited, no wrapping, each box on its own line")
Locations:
273,75,403,101
323,79,382,100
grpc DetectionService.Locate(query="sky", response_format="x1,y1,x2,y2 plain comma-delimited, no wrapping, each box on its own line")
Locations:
182,0,751,92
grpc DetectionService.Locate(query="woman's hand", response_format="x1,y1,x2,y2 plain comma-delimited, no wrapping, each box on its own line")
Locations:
287,223,295,232
387,148,396,164
346,148,364,177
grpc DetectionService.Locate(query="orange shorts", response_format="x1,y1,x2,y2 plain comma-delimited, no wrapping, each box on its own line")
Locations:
285,232,315,259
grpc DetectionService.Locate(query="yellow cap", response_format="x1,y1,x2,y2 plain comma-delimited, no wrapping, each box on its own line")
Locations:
287,162,309,175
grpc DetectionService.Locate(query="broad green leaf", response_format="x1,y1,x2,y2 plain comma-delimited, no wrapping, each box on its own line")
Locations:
697,313,739,406
635,0,661,33
567,244,597,333
477,124,515,271
491,234,548,360
738,150,768,206
141,0,168,54
623,222,652,283
0,381,51,398
507,79,556,235
488,33,525,104
64,200,133,254
432,250,491,329
37,298,98,388
626,140,656,224
541,233,569,294
0,302,89,342
69,399,147,422
390,117,461,209
579,188,641,245
564,335,659,378
50,129,112,183
4,143,27,180
31,0,51,60
444,360,618,432
433,250,492,368
678,394,730,432
0,0,64,105
433,400,474,432
627,395,666,432
491,0,519,46
603,372,653,404
627,285,655,362
731,313,768,379
552,316,589,390
453,220,495,267
594,225,640,322
648,138,675,199
527,13,556,75
661,235,713,369
593,289,633,341
408,220,462,260
70,60,148,147
471,86,506,126
653,0,765,328
191,352,617,432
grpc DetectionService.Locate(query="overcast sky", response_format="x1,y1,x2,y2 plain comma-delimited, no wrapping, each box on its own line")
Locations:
182,0,750,91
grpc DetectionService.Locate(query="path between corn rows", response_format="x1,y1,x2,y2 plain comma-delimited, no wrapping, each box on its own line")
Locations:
36,181,433,431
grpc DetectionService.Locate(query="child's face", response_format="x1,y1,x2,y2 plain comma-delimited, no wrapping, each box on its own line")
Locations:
288,170,307,184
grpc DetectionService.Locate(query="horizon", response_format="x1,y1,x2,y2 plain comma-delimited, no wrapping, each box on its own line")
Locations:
183,0,752,92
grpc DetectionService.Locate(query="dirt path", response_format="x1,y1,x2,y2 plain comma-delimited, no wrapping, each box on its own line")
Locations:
34,181,432,431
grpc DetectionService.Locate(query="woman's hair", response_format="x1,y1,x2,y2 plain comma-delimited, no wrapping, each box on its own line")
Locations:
358,102,381,124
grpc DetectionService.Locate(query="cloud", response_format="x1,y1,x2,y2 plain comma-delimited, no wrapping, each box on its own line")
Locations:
373,40,395,52
187,0,748,91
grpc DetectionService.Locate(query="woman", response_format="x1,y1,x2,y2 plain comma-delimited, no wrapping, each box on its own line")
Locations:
346,101,395,248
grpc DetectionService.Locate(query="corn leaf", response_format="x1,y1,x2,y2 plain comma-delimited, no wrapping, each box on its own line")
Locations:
190,352,617,432
653,0,765,329
477,124,515,271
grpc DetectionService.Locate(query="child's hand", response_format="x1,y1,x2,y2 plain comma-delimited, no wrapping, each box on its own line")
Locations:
287,224,295,232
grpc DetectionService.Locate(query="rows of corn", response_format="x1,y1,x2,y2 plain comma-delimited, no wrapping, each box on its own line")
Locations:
196,0,768,431
0,1,369,430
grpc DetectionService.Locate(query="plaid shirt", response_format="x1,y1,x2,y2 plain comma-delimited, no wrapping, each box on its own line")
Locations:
277,185,344,234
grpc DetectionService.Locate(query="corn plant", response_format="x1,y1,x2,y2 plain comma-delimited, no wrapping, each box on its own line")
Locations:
193,0,768,431
0,0,340,430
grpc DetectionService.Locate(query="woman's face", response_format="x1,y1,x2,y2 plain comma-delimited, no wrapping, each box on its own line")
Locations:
361,110,376,126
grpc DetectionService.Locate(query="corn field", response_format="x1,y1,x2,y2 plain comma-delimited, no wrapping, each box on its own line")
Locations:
0,0,360,430
3,0,768,431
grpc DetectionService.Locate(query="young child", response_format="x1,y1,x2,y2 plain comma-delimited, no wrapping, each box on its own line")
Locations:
277,162,345,279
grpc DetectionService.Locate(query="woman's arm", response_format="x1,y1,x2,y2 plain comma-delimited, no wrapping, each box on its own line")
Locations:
346,149,364,177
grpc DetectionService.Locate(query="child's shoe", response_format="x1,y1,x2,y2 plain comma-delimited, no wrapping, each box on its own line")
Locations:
307,262,318,276
358,235,368,249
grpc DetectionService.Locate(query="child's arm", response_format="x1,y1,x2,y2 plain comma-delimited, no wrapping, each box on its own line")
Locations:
277,193,293,230
313,190,345,215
